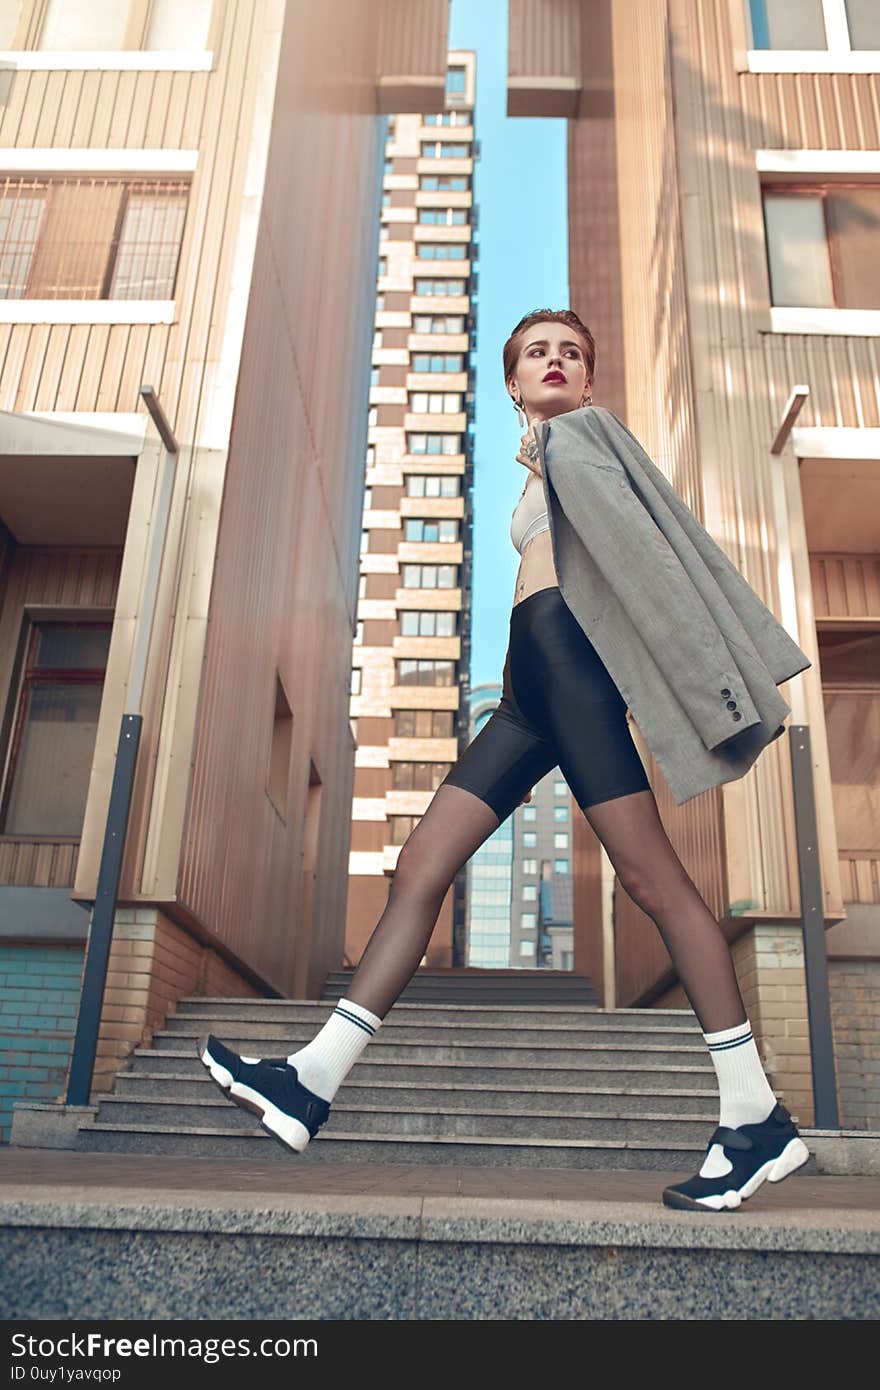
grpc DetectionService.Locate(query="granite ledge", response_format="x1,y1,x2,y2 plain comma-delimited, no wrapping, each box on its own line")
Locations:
0,1190,878,1255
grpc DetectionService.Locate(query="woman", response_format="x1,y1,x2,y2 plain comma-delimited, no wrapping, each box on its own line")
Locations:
199,309,810,1212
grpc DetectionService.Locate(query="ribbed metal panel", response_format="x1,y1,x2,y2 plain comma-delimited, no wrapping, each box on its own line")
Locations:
508,0,582,80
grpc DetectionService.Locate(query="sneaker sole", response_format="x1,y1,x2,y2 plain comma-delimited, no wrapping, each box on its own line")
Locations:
662,1135,811,1212
196,1035,312,1155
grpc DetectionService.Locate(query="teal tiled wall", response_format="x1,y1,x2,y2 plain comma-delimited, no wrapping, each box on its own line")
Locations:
0,944,84,1142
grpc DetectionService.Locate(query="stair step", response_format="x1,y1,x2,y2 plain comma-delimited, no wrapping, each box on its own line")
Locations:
76,1122,725,1170
165,1017,705,1048
115,1073,722,1114
130,1048,715,1088
93,1094,722,1142
155,1029,712,1069
173,998,699,1030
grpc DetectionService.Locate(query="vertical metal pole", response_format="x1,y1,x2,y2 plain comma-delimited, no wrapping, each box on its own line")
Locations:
66,386,178,1108
789,723,840,1129
769,394,840,1129
66,715,142,1105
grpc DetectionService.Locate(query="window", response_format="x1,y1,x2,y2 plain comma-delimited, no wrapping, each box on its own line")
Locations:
746,0,879,51
416,243,467,260
523,831,537,847
414,278,467,296
554,832,569,849
522,885,537,901
406,475,460,497
522,858,537,874
370,367,380,386
39,0,129,48
519,940,535,957
522,805,537,821
410,392,461,413
394,709,454,738
353,622,363,646
418,209,468,226
401,564,458,589
392,761,451,791
420,143,471,159
407,434,460,455
420,176,469,191
145,0,213,49
37,0,214,50
403,519,458,543
413,314,466,334
762,185,880,309
424,112,470,127
553,806,568,822
446,67,466,95
414,358,467,375
0,177,189,300
554,780,567,795
1,621,111,836
399,611,456,637
395,659,456,687
378,256,388,276
350,667,361,694
360,529,369,554
391,815,419,844
554,859,569,874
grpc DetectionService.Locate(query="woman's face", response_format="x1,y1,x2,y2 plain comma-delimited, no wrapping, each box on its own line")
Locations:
509,322,590,424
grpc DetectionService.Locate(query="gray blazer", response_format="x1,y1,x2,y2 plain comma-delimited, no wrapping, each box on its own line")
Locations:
532,405,812,805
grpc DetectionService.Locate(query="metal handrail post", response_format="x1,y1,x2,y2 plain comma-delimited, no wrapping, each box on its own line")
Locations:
66,387,179,1106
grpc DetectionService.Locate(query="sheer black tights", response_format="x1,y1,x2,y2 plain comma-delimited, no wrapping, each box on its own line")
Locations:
344,784,747,1035
343,786,500,1019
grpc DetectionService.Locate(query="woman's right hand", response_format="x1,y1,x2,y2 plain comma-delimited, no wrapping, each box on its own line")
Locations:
516,425,543,478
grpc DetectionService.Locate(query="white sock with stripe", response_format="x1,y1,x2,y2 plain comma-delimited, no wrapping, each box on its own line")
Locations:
699,1017,778,1177
286,997,383,1103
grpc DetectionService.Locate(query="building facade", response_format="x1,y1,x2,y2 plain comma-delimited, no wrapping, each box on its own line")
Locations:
346,51,478,969
0,0,452,1138
509,0,880,1126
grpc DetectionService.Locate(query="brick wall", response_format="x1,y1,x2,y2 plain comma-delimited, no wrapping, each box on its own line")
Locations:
93,909,261,1096
651,923,816,1125
828,960,880,1130
0,911,263,1138
0,944,84,1143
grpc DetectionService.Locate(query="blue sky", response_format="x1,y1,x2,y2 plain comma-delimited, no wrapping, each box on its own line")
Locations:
448,0,569,689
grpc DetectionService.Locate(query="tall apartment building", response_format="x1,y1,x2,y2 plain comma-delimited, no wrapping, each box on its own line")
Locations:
464,681,575,970
346,52,478,970
0,0,454,1141
509,0,880,1126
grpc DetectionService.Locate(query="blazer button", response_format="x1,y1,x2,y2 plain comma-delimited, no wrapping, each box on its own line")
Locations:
726,700,737,710
720,688,731,698
731,711,742,721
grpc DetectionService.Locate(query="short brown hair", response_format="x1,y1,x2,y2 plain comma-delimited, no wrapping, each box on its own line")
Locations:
502,309,596,397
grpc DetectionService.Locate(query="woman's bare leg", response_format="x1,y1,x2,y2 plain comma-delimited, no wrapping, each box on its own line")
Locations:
343,783,502,1018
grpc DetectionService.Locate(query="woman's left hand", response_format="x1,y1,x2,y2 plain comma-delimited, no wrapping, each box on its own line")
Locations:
516,425,543,478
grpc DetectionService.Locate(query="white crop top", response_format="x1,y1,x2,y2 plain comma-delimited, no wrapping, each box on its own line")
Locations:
510,472,550,555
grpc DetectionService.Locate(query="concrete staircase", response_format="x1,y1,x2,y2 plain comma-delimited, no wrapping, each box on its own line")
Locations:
73,972,796,1170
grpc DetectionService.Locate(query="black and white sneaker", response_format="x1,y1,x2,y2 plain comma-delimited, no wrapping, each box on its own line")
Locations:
197,1034,330,1154
662,1102,810,1212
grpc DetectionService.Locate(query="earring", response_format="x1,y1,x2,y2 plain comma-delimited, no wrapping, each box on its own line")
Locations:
513,396,526,428
582,395,592,406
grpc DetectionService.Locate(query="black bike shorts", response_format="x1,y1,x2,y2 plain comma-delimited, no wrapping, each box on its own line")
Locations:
439,585,651,823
